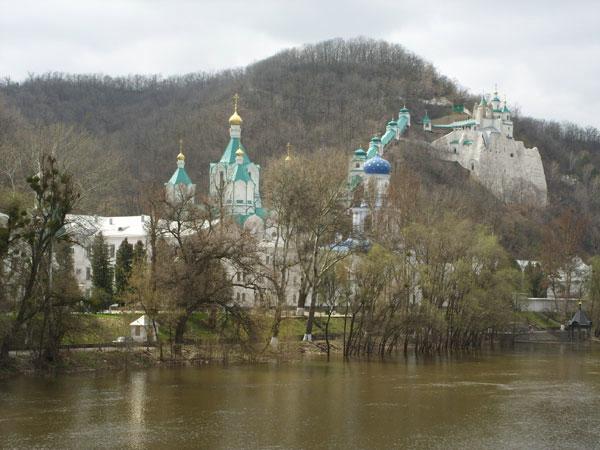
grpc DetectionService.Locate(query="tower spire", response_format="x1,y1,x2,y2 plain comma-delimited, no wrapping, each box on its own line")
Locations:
177,138,185,167
229,93,243,126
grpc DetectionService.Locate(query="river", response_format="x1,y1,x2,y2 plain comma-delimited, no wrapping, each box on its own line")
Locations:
1,345,600,449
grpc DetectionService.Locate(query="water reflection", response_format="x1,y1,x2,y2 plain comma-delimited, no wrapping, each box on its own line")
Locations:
1,345,600,449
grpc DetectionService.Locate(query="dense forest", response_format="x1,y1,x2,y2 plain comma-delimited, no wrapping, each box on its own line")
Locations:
1,37,600,258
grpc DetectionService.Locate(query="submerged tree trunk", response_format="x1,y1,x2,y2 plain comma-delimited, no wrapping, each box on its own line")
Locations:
270,304,282,348
173,315,189,356
303,291,318,341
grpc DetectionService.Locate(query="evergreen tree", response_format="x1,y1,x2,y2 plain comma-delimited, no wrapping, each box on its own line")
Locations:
114,238,134,297
132,240,146,265
89,232,113,309
524,262,547,298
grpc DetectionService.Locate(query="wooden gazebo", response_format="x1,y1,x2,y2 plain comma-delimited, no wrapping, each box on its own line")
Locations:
568,302,592,341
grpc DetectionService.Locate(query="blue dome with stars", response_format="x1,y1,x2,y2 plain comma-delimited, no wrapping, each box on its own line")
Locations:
363,155,391,175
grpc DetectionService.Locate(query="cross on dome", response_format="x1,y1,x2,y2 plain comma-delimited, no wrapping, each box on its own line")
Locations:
229,93,243,125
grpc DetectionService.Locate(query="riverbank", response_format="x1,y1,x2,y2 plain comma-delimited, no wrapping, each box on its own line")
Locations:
2,311,591,380
0,339,339,380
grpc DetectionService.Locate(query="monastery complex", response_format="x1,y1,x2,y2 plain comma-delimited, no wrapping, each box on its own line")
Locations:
64,92,549,306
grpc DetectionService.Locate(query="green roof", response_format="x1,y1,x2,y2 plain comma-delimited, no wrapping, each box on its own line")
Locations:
349,174,363,191
449,139,459,144
422,113,431,123
463,139,473,145
479,97,487,106
396,115,409,132
492,96,500,102
167,167,193,185
400,107,409,113
220,137,251,165
492,109,503,113
381,129,396,145
255,207,268,219
387,120,397,126
370,136,381,142
366,145,378,159
232,164,252,182
502,105,511,113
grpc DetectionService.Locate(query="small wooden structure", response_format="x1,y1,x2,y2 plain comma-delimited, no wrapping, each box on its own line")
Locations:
130,315,157,343
568,302,592,341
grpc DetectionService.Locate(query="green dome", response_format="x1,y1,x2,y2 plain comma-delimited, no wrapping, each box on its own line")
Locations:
370,136,381,143
354,148,367,158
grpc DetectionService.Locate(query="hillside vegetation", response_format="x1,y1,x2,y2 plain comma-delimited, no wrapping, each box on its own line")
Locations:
1,37,599,258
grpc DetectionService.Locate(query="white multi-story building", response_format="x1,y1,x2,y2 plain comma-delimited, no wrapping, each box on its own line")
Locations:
67,214,149,295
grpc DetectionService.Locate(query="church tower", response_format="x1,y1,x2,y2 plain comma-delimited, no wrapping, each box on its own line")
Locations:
165,139,196,204
209,94,265,225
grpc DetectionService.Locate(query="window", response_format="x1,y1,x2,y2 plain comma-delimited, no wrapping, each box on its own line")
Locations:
241,293,246,303
135,326,140,336
236,292,241,302
76,268,82,276
219,172,224,190
510,153,514,158
85,246,91,257
355,163,360,168
266,255,270,264
471,164,474,171
86,267,91,280
237,272,242,282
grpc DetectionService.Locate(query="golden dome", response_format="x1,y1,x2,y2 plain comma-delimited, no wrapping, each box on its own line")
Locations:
235,148,245,156
229,110,243,126
177,138,185,160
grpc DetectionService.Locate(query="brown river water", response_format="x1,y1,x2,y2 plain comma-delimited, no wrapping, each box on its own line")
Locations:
1,344,600,449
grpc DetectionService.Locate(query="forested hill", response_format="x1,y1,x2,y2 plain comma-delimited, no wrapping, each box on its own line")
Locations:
1,38,600,256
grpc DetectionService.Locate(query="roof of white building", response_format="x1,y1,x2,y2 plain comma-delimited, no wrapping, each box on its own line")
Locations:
130,315,153,326
66,214,149,239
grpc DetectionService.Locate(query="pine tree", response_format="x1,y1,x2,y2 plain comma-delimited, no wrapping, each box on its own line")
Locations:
90,232,113,309
114,238,134,297
132,240,146,264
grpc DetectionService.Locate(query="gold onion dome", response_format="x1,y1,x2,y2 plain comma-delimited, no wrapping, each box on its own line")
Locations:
229,93,243,125
235,148,245,156
177,139,185,160
229,110,243,126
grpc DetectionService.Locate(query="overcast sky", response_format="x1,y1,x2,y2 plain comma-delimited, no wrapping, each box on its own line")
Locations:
1,0,598,128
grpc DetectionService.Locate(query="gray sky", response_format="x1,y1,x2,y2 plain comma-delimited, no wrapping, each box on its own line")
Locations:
1,0,598,128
